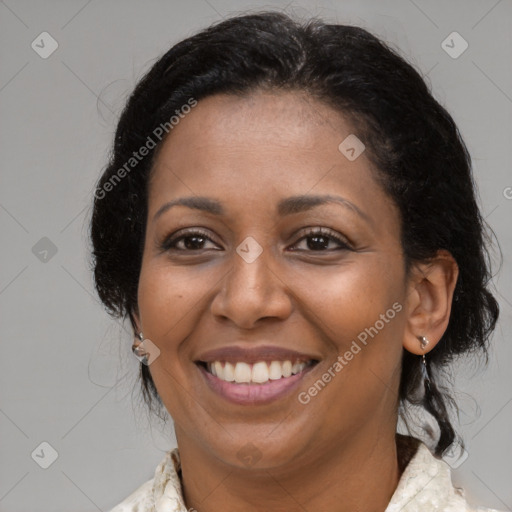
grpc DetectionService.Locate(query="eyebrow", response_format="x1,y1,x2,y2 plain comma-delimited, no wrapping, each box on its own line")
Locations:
153,194,371,224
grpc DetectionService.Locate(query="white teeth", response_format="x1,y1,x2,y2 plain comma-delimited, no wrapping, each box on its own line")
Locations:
282,360,292,378
205,360,310,384
291,362,304,375
251,362,269,383
223,362,235,381
213,361,223,379
234,362,252,383
269,361,283,380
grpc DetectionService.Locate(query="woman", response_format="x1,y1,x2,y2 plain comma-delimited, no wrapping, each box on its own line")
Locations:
90,11,503,512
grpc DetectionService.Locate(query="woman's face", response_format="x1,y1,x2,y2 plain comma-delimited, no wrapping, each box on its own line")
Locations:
137,91,410,469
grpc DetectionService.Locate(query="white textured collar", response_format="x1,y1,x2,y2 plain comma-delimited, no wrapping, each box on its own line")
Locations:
110,441,501,512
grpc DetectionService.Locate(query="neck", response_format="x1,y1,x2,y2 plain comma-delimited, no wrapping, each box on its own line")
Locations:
176,430,411,512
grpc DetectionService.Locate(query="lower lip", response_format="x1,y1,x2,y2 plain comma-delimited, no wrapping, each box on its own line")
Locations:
197,363,316,405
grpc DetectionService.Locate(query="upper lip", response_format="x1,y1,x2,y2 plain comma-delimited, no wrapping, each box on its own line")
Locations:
195,345,321,364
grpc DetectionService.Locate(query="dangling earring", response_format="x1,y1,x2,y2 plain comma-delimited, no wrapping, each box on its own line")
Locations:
418,335,431,391
132,332,148,364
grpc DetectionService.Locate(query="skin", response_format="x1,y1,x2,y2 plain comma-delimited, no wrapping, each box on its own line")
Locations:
135,90,459,512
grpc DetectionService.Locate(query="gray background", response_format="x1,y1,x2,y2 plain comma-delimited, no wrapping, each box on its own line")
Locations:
0,0,511,511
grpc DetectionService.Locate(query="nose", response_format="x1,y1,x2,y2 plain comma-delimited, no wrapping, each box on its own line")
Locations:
210,247,293,329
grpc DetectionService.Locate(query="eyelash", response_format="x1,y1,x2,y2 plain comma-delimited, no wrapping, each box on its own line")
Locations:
160,227,352,253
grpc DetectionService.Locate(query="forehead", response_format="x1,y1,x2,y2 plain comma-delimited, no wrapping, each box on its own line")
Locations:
157,90,351,153
147,91,395,225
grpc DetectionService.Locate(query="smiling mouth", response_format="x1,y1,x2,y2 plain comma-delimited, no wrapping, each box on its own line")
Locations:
196,359,318,385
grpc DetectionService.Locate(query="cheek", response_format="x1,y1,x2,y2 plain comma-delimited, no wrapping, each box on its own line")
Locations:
136,262,209,418
293,268,405,440
290,257,405,395
137,259,215,342
287,256,403,340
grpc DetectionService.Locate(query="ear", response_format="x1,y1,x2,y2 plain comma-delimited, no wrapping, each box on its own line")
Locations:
402,250,459,355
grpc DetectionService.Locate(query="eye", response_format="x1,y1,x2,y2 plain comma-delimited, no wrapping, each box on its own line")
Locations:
289,227,352,252
159,227,352,253
160,228,221,252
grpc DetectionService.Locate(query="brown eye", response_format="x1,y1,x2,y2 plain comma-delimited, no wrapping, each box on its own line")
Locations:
290,227,352,252
161,229,221,251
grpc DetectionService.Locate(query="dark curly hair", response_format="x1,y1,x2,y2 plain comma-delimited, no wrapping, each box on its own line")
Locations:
90,11,499,458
